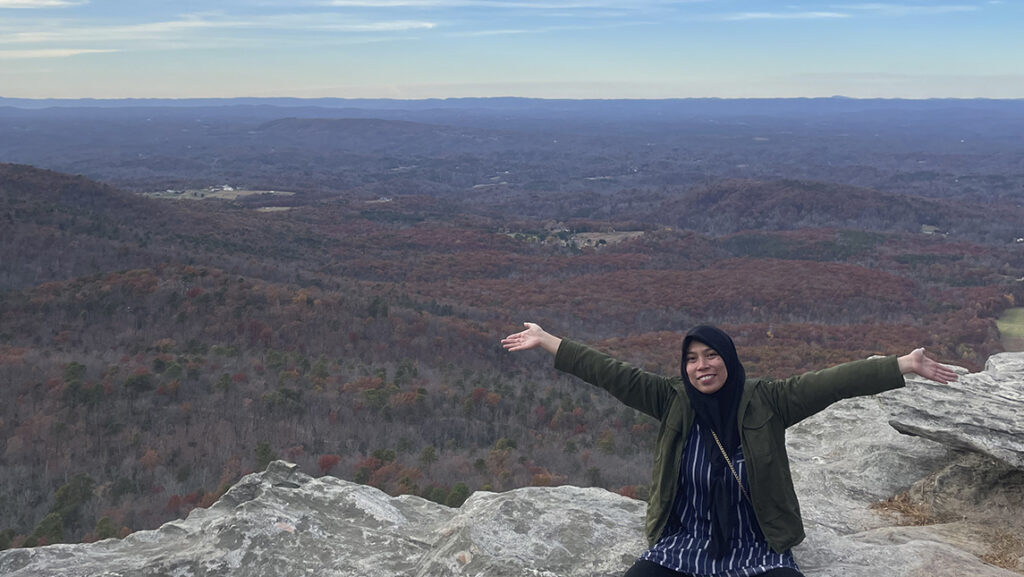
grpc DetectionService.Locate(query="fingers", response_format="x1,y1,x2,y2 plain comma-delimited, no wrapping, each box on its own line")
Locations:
500,336,522,350
500,330,532,352
930,365,958,384
901,348,960,384
501,327,527,341
920,351,959,384
503,342,533,352
500,322,543,351
502,332,528,343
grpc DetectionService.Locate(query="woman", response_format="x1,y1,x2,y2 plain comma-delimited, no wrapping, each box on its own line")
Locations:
501,322,957,577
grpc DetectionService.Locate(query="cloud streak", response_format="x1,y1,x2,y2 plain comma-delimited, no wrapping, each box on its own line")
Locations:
0,0,85,7
0,48,113,58
718,11,849,20
322,0,614,7
836,3,979,16
308,20,436,31
447,19,640,37
318,0,705,10
0,11,439,57
702,3,985,23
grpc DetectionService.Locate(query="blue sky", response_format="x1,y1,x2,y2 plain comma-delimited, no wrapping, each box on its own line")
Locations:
1,0,1021,99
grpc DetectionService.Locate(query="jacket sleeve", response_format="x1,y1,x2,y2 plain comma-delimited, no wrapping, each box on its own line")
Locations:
553,339,677,420
760,355,906,427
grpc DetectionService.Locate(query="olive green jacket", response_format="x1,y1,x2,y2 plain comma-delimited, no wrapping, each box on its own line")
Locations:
553,339,906,553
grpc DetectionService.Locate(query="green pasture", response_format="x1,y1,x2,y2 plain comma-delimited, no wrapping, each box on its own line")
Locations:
997,307,1024,338
997,307,1024,351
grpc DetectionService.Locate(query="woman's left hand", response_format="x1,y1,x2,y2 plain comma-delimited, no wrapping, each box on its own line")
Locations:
898,348,959,384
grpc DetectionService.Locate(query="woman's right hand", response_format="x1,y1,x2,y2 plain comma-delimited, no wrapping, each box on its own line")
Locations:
501,322,562,354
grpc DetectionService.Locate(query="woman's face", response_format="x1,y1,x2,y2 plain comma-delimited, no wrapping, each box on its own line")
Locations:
685,341,728,394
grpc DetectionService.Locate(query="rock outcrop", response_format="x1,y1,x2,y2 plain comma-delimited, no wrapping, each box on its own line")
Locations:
2,353,1022,577
0,462,646,577
889,353,1024,468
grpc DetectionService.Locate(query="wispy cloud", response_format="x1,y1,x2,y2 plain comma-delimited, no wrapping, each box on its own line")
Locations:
0,0,85,7
309,20,436,31
0,11,437,46
318,0,703,9
0,15,240,45
235,12,438,33
836,3,979,16
449,27,532,37
321,0,469,5
708,3,982,22
717,11,849,21
0,7,441,61
448,19,639,37
322,0,597,7
0,48,113,58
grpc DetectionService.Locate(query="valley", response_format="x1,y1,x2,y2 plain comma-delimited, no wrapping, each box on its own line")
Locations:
1,97,1022,550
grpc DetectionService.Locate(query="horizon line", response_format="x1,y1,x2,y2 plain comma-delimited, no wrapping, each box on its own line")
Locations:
4,95,1024,105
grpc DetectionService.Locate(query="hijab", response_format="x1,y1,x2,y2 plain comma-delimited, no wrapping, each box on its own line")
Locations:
680,325,747,558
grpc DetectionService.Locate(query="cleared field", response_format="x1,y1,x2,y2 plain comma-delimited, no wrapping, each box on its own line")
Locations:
572,231,645,247
996,307,1024,352
143,188,295,201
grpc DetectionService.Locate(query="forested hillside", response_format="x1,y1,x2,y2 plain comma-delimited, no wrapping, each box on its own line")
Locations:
1,98,1023,551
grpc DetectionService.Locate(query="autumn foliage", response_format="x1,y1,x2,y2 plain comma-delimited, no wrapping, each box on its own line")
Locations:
0,162,1021,550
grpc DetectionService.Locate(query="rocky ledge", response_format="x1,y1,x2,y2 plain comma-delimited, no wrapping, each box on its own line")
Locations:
1,353,1022,577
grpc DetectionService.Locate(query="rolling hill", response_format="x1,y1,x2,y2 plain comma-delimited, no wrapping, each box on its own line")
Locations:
1,147,1020,551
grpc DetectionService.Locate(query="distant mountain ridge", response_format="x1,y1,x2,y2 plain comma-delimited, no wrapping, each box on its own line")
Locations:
4,96,1024,207
4,95,1023,111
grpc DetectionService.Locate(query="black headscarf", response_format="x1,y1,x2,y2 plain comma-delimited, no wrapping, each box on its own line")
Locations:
680,325,747,558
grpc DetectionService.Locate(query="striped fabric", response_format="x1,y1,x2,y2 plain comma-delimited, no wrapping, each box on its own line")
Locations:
639,423,800,577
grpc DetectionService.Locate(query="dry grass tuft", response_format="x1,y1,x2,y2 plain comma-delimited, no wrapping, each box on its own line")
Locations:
869,491,938,526
981,531,1024,574
871,493,1024,573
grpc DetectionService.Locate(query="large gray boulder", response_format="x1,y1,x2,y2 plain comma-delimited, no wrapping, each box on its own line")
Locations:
2,353,1022,577
790,352,1024,576
889,352,1024,468
0,461,646,577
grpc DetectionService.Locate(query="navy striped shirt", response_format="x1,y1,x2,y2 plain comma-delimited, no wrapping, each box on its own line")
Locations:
639,423,800,576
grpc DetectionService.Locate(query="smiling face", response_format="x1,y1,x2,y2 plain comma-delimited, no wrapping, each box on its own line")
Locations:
685,340,729,395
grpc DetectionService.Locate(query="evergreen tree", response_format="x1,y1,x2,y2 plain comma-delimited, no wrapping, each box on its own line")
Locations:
445,483,470,508
254,442,277,470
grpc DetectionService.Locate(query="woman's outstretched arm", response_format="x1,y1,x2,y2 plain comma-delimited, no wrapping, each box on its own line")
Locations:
501,322,562,355
897,348,958,384
501,321,674,419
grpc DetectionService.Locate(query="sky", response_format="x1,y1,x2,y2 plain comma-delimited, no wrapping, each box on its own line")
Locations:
0,0,1021,100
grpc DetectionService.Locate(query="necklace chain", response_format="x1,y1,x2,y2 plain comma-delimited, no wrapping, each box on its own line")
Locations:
710,430,752,502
